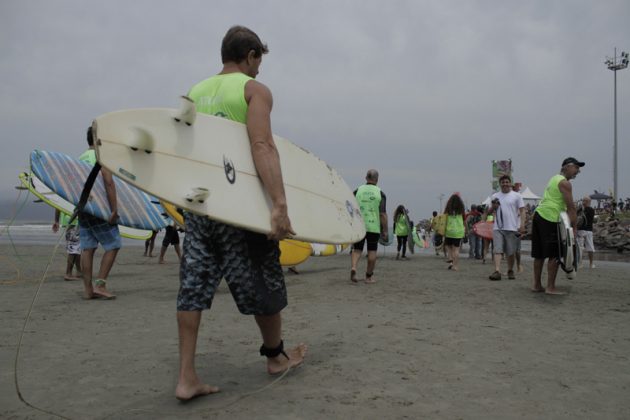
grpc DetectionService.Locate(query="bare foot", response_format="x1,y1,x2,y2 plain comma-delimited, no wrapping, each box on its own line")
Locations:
93,285,116,299
175,380,219,401
64,275,80,281
267,343,308,375
517,265,524,274
531,287,545,293
158,259,165,264
545,288,566,296
364,277,376,284
350,269,358,283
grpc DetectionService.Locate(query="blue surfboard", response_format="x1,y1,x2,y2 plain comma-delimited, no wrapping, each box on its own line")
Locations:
30,150,168,231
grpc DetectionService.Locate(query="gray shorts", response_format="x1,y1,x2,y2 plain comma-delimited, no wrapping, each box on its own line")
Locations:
177,213,287,315
492,230,519,256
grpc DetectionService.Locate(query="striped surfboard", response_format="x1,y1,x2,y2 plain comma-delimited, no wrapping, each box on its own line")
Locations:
18,172,154,240
30,150,168,231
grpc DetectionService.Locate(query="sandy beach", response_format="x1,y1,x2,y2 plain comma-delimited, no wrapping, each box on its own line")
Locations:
1,242,629,419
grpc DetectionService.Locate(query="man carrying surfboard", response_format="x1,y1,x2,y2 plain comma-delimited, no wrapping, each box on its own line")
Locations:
175,26,307,401
78,127,120,300
531,157,584,295
350,169,388,284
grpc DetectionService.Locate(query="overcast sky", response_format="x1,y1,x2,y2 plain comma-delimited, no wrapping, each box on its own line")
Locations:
1,0,629,223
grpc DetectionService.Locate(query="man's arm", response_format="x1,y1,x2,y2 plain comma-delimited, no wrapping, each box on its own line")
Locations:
559,179,576,230
518,207,526,234
245,80,295,241
101,167,118,225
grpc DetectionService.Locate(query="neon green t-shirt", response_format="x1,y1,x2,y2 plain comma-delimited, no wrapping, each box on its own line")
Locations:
394,213,409,236
355,184,383,233
536,174,566,222
188,72,253,122
79,149,97,165
445,214,465,239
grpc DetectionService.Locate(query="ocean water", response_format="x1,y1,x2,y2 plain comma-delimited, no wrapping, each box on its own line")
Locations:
0,221,146,247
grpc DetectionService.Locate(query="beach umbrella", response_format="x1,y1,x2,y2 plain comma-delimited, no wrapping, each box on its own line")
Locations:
589,191,612,200
589,191,612,208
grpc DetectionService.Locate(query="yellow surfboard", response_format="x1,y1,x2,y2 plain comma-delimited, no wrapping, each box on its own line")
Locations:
161,200,312,267
310,243,349,256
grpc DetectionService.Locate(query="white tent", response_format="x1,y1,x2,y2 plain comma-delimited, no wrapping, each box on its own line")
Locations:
519,186,541,201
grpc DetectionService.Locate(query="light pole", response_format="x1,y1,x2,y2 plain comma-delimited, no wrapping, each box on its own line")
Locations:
605,48,629,200
438,193,445,210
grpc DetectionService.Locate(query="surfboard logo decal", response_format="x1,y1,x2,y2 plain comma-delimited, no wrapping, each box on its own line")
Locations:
223,156,236,184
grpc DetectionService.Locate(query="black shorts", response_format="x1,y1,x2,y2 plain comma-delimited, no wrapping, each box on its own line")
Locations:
353,232,380,252
177,213,287,315
444,237,462,247
531,212,559,259
162,225,180,247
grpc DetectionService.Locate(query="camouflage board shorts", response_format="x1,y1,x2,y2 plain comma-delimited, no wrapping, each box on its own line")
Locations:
177,213,287,315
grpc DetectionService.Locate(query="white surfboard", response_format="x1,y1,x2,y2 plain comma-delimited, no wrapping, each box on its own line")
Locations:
558,211,581,278
92,97,365,244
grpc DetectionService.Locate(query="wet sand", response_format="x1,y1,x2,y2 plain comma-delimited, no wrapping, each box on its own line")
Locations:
1,244,629,419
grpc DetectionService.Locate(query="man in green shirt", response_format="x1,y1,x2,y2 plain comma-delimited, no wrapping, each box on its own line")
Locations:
175,26,306,401
531,157,584,295
350,169,388,284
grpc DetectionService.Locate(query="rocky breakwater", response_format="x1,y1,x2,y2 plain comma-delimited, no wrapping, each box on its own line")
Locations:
593,219,630,252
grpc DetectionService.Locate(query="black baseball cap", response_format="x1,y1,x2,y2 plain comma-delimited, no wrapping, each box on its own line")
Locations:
562,157,585,167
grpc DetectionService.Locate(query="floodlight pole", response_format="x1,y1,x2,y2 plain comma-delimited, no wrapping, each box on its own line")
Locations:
605,48,629,200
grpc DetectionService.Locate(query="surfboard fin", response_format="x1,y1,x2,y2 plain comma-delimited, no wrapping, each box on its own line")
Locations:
174,96,196,126
128,127,154,153
185,187,209,204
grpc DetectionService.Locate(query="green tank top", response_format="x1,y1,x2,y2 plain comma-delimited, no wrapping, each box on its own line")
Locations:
356,184,382,233
188,72,253,122
394,213,409,236
445,214,465,238
60,212,76,227
536,174,566,222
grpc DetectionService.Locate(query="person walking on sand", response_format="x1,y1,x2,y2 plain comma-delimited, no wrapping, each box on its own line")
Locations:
487,175,526,281
144,230,158,257
350,169,388,283
78,126,120,300
577,196,596,269
52,209,82,280
175,26,307,401
393,205,410,260
531,157,584,295
443,193,467,271
158,223,182,264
